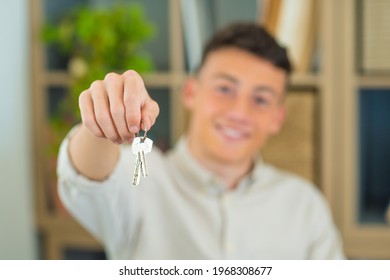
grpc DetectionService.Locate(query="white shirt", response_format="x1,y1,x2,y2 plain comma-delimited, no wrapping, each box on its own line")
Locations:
58,133,345,260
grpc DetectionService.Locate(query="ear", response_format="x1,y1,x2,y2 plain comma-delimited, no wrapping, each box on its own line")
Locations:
269,105,286,135
182,77,197,110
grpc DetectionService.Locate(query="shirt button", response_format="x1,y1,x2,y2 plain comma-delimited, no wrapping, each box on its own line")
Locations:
209,178,222,196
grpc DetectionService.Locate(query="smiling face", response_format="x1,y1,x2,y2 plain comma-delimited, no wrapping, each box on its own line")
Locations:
184,47,287,167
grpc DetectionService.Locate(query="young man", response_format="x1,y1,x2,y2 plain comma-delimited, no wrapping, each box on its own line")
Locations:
58,23,345,259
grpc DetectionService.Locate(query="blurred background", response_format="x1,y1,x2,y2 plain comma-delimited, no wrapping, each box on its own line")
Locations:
1,0,389,259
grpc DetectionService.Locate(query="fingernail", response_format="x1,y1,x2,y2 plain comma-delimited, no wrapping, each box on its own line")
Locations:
142,119,150,131
129,126,138,133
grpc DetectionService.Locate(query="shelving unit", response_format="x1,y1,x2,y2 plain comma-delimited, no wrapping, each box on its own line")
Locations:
325,0,390,259
30,0,390,259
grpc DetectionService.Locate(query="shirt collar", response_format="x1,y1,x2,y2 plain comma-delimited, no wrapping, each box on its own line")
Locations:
170,136,264,196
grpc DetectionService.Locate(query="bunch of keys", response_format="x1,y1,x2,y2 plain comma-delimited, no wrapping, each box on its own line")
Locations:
131,129,153,186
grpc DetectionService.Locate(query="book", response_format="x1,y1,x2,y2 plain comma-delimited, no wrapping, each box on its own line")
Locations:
261,0,316,73
260,0,283,35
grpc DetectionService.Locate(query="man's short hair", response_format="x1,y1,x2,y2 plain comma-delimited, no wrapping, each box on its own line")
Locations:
197,22,292,75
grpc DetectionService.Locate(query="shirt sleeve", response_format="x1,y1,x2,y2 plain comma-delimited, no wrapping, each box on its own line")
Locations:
56,127,142,256
307,188,346,259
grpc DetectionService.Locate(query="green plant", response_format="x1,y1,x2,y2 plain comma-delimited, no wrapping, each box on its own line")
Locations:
42,3,155,155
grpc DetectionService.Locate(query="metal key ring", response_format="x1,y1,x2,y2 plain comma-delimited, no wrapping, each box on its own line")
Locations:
134,121,148,139
141,121,148,142
142,129,148,142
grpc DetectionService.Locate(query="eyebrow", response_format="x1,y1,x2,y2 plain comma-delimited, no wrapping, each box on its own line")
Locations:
212,73,277,96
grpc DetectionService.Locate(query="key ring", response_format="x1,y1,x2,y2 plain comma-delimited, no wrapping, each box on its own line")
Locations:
134,121,148,141
142,121,148,141
142,129,148,142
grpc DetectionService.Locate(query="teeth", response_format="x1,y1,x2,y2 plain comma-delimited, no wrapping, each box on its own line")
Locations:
222,127,244,139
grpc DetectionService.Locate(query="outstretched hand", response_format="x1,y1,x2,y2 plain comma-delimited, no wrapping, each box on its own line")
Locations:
78,70,160,145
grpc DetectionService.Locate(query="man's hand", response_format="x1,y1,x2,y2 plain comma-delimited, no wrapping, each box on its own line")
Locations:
79,70,160,144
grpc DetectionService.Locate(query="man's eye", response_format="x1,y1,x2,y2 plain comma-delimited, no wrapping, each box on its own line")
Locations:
217,85,234,95
253,96,269,106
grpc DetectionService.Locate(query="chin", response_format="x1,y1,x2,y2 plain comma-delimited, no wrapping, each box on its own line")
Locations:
208,145,251,165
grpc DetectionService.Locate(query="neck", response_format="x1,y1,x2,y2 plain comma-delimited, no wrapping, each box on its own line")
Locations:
187,139,253,190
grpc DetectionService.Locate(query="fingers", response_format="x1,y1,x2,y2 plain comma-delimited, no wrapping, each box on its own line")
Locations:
122,70,160,132
123,70,143,133
141,98,160,131
78,70,160,144
90,80,121,143
79,89,104,138
104,73,134,143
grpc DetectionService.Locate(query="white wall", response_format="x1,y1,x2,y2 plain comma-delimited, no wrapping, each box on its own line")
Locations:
0,0,37,259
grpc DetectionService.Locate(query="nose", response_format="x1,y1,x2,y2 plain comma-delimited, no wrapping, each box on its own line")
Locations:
225,94,252,125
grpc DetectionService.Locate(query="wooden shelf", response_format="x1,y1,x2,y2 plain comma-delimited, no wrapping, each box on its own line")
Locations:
356,75,390,88
44,71,174,88
44,70,319,89
290,73,319,88
344,225,390,259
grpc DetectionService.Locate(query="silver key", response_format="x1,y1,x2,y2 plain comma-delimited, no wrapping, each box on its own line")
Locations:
132,152,142,186
139,138,148,177
131,130,153,186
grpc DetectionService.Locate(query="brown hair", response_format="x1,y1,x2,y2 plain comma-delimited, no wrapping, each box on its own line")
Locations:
197,22,292,75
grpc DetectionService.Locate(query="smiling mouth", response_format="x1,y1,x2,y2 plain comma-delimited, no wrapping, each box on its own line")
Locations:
216,124,250,141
